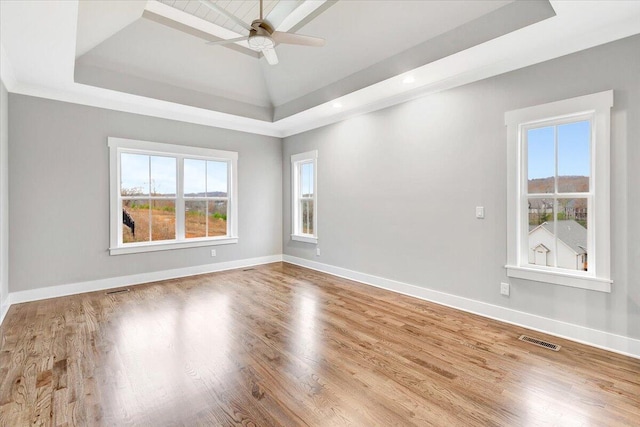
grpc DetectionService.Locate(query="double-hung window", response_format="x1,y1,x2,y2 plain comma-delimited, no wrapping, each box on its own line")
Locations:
109,137,238,255
291,150,317,243
505,91,612,292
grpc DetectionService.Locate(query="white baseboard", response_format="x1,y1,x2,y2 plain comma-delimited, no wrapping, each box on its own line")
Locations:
283,255,640,359
0,300,9,326
3,253,639,360
7,254,283,307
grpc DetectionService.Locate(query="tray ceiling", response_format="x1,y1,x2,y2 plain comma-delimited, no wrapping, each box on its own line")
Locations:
73,0,533,121
2,1,640,137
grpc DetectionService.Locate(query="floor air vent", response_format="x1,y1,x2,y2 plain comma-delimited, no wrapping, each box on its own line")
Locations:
106,289,130,295
519,335,561,351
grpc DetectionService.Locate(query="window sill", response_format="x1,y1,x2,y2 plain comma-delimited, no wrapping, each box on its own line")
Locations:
505,265,611,293
110,237,238,255
291,234,318,244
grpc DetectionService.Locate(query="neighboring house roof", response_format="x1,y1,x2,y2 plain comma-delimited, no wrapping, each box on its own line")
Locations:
529,220,587,255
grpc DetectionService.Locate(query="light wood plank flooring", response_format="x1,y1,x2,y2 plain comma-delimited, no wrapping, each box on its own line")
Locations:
1,262,639,426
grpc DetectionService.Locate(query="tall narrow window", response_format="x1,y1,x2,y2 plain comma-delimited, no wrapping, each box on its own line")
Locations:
109,138,238,255
120,154,177,243
505,91,612,292
291,150,318,243
526,120,590,271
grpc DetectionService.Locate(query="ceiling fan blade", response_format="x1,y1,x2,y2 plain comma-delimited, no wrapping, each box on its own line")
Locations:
199,0,252,32
271,31,325,47
206,36,248,46
262,48,279,65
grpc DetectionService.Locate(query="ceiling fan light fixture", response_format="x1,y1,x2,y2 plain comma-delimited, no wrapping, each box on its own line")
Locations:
248,35,275,51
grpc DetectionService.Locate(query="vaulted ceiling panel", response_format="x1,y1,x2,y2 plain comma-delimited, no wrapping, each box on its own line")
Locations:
76,17,273,108
261,0,513,107
160,0,280,34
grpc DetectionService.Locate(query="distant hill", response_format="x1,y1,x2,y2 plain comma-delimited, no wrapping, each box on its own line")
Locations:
528,176,588,193
184,191,227,198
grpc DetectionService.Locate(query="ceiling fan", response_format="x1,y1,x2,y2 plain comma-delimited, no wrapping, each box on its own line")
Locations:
199,0,325,65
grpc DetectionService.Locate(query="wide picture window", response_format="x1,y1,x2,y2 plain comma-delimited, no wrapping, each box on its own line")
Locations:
109,138,238,255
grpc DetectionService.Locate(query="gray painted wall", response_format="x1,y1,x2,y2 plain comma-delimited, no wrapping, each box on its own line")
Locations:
283,35,640,340
8,95,282,292
0,81,8,308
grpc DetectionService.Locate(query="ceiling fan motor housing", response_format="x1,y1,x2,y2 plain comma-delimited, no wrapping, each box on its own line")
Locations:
251,19,274,34
248,19,275,51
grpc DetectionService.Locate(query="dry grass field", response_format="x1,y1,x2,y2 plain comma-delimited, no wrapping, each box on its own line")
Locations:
123,204,226,242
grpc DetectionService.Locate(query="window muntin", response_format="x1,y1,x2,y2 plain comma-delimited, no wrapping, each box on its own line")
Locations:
505,91,612,292
109,138,238,255
291,150,317,243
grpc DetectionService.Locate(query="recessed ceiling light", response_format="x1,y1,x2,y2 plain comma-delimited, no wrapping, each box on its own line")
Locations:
403,76,416,84
332,102,343,109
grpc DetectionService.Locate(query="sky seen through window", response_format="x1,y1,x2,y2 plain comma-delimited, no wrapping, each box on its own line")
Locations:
527,120,590,181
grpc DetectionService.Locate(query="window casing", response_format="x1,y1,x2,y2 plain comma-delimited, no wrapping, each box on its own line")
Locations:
291,150,317,244
505,91,612,292
109,138,238,255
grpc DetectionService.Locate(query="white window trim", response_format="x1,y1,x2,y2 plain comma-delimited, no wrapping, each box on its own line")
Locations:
291,150,318,244
505,91,613,293
108,137,238,255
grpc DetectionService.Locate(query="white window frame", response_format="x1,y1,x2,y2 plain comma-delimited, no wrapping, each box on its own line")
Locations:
108,137,238,255
291,150,318,244
505,91,613,292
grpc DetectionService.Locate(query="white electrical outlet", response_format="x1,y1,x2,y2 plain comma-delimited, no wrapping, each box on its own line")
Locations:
316,247,321,256
500,282,510,296
210,249,216,257
476,206,485,219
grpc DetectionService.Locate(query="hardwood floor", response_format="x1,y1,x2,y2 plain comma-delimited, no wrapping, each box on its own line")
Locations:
1,262,639,426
